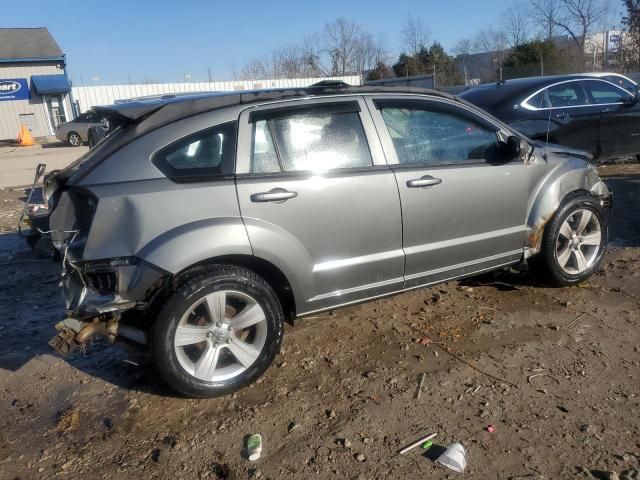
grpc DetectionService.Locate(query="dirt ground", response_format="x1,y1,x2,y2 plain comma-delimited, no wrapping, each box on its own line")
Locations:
0,164,639,480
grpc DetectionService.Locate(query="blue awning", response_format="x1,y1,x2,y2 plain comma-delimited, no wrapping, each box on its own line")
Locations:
31,74,70,94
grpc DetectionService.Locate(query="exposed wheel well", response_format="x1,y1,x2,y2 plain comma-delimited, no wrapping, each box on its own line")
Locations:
172,255,297,324
528,188,596,253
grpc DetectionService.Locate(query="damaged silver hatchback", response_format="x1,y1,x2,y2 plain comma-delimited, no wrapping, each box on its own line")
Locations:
44,85,612,397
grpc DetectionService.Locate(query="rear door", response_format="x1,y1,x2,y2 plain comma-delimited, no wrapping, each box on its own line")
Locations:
366,95,544,288
235,96,404,314
582,79,640,158
541,80,601,155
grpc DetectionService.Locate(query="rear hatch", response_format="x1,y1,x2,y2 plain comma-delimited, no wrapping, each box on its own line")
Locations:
44,101,166,194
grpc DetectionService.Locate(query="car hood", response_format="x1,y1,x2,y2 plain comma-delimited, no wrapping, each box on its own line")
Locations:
532,140,594,163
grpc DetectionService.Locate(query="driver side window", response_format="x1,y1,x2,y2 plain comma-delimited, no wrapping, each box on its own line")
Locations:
376,102,500,165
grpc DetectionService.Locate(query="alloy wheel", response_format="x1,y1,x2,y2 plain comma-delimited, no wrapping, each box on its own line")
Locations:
173,290,267,382
555,208,602,275
68,133,81,146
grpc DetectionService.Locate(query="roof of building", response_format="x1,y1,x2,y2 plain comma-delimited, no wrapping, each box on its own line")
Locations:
0,28,64,61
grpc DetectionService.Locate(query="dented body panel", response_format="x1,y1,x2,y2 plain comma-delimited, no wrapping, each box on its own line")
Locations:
524,147,610,254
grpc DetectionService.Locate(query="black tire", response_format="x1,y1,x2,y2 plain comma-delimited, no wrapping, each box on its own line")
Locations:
529,193,607,286
152,265,284,398
67,131,82,147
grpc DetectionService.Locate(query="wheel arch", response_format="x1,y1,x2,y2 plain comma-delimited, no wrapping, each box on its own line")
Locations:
170,254,297,324
67,130,83,143
526,188,592,253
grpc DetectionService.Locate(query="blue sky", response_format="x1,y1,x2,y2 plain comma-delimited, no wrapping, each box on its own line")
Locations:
8,0,519,85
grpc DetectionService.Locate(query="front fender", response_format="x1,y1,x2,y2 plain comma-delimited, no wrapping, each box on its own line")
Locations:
525,156,609,253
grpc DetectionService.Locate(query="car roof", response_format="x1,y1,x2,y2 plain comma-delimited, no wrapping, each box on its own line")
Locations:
93,84,458,125
458,74,589,109
579,72,638,85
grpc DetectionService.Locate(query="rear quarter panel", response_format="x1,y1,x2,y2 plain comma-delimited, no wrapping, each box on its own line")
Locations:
75,106,253,273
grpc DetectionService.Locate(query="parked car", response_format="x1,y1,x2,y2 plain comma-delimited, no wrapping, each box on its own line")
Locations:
55,110,108,146
459,74,640,161
579,72,638,93
44,85,612,397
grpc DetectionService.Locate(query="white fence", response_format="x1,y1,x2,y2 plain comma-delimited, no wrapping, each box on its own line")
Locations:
70,75,362,113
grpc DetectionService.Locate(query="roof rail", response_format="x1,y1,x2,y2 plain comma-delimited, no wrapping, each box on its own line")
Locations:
309,80,350,88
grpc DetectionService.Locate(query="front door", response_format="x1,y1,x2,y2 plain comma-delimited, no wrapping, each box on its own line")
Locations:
582,79,640,158
543,81,601,156
235,97,404,314
367,95,545,288
44,94,67,133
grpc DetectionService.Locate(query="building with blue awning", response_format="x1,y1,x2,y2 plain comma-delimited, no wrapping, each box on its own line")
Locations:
0,28,74,140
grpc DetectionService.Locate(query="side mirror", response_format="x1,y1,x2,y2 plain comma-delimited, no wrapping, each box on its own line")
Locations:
506,135,526,159
624,89,639,105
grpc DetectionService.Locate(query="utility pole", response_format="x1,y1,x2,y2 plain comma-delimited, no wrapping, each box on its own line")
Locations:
207,67,212,82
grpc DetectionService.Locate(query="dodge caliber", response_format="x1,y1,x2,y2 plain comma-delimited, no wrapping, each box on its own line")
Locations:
43,85,612,397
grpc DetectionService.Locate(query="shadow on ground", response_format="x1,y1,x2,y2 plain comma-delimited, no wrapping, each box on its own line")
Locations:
600,172,640,247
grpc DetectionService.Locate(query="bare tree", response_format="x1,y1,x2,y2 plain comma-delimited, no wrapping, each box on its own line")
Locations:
474,28,509,53
532,0,607,50
530,0,563,39
502,3,530,46
474,28,510,80
239,17,390,80
352,32,392,75
240,57,268,80
323,18,363,75
300,33,325,76
401,16,431,55
561,0,607,50
453,38,475,84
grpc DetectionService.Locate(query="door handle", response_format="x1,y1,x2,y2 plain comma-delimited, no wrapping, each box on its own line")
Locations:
250,188,297,203
406,176,442,188
555,112,569,120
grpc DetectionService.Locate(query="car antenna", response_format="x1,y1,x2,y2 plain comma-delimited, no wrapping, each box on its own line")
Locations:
543,104,552,161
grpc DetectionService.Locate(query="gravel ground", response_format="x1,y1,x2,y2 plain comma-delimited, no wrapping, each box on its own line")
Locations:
0,164,638,480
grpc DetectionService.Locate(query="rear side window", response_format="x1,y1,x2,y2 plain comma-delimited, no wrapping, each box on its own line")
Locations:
526,91,551,109
377,102,499,165
545,82,588,107
153,122,236,182
252,120,280,173
585,80,629,104
250,104,372,174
